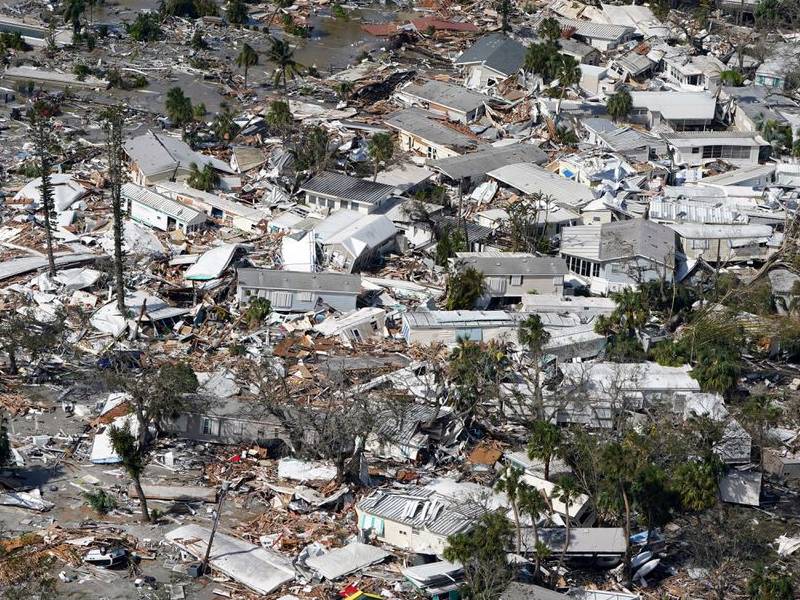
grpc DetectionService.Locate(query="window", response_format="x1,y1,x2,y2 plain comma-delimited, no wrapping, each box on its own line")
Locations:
691,147,700,154
270,291,292,308
298,291,314,302
427,146,438,159
351,329,363,342
691,239,710,250
510,275,522,286
370,320,379,332
593,263,600,277
702,145,752,160
244,289,252,296
201,417,212,435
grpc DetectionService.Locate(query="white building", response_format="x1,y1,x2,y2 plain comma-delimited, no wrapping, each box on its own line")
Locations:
122,183,207,233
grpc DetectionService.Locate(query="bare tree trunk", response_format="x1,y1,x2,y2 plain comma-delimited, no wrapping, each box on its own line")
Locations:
132,475,151,522
512,502,521,554
7,349,17,375
623,487,632,584
106,108,126,313
532,519,540,578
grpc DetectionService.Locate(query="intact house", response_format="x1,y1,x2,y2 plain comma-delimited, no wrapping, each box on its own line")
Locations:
453,33,527,89
385,108,482,159
548,17,635,51
402,310,526,346
299,171,397,215
154,181,267,233
122,182,207,233
559,218,677,295
123,130,236,187
628,91,717,131
667,222,777,263
661,131,770,167
237,268,361,313
451,252,568,302
396,79,490,124
401,310,606,360
163,398,289,449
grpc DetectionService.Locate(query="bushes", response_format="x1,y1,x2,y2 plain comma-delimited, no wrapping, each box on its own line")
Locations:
84,489,118,514
127,13,161,42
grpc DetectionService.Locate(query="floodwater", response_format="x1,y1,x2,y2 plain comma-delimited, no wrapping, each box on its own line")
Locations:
90,2,412,115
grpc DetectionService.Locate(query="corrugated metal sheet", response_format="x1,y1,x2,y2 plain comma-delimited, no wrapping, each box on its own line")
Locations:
300,171,396,205
122,183,206,224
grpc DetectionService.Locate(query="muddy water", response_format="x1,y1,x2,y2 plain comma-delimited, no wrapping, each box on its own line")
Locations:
90,2,412,116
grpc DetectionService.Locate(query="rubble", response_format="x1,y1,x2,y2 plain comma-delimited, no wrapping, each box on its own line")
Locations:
0,0,799,597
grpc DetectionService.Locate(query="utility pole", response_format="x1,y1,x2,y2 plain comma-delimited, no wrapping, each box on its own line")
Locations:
201,481,230,575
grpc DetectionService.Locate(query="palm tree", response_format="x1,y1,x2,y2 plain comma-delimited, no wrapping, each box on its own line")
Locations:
527,421,561,481
612,288,648,336
554,54,581,115
367,132,393,181
495,466,525,553
266,99,293,138
64,0,86,37
601,441,638,580
267,37,303,91
165,86,193,126
552,475,580,578
236,43,259,88
518,484,550,578
445,266,485,310
518,315,551,411
607,88,633,122
538,16,562,42
187,162,220,192
108,421,150,522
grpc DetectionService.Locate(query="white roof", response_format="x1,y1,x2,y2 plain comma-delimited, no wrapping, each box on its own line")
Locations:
13,174,85,212
165,524,295,594
561,361,701,394
667,222,774,239
122,183,206,226
630,91,716,121
559,225,602,259
488,163,595,207
520,472,590,519
325,214,397,258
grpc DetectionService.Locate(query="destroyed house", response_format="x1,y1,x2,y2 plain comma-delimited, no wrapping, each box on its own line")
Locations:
454,33,527,88
356,486,483,555
667,223,776,263
386,109,482,159
237,268,361,313
427,143,548,184
322,213,398,273
451,253,568,299
164,398,288,447
367,403,455,462
581,118,667,162
123,130,234,186
154,181,267,233
402,560,464,600
299,171,397,215
398,79,489,124
487,162,595,209
661,131,770,167
122,183,207,233
559,219,676,294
